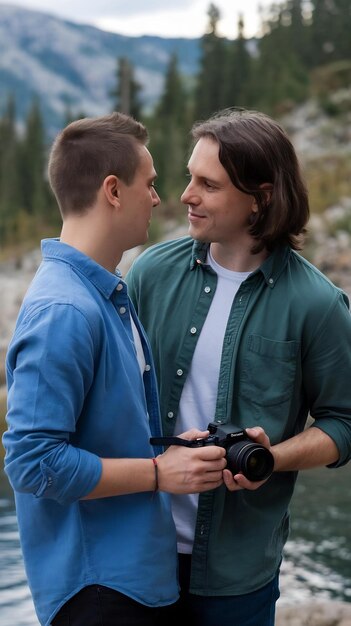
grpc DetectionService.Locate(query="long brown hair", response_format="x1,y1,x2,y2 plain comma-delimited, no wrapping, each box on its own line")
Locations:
191,108,309,252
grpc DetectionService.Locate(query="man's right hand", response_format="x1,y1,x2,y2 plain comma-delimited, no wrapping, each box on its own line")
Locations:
156,428,227,494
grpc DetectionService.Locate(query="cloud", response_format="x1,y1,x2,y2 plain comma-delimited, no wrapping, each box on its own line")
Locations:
13,0,196,20
90,0,194,17
3,0,269,39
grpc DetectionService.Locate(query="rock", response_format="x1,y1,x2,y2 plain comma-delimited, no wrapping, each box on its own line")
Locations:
276,600,351,625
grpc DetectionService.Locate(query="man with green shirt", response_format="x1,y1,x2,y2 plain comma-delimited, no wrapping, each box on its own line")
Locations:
126,108,351,626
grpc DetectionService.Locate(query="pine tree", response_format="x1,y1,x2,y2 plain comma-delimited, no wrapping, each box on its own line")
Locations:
248,2,309,113
20,98,49,223
223,14,252,108
156,53,187,127
110,57,142,118
149,53,190,202
288,0,310,64
194,3,228,119
0,95,22,245
310,0,351,65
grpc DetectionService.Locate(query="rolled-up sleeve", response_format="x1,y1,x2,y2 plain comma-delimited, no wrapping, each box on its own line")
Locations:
3,302,102,504
305,292,351,466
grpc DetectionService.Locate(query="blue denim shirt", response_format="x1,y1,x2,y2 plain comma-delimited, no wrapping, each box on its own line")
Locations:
3,238,178,626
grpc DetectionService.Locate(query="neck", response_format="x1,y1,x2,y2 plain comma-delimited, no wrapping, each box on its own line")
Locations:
60,219,123,273
210,241,268,273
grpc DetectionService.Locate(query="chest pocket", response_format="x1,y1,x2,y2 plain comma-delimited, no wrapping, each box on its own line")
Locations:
239,334,300,407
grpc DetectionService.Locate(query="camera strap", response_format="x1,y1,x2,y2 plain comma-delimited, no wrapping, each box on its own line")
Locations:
150,436,193,448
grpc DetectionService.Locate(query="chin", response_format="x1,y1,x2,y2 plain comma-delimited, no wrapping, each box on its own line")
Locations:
189,224,209,241
188,224,200,239
189,228,210,243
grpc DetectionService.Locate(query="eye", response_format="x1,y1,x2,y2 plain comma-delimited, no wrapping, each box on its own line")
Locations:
204,180,217,190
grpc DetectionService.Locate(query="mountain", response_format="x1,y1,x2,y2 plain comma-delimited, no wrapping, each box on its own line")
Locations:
0,3,201,134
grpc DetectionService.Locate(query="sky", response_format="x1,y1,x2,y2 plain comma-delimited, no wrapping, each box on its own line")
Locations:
2,0,275,39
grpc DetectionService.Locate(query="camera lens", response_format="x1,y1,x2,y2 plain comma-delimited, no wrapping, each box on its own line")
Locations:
226,442,274,481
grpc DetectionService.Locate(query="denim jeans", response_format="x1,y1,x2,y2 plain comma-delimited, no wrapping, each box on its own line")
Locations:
51,585,173,626
163,554,280,626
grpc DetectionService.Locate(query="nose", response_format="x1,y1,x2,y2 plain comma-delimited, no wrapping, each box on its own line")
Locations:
152,187,161,207
181,181,195,205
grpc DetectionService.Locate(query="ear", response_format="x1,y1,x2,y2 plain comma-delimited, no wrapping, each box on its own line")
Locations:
259,183,273,207
103,175,120,207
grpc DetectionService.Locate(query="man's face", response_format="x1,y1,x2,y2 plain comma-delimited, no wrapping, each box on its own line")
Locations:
118,145,160,249
181,137,255,245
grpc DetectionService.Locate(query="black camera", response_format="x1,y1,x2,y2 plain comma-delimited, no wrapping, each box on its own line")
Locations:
150,422,274,482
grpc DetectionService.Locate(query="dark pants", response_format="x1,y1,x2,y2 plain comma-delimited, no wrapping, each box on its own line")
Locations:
162,553,280,626
51,585,173,626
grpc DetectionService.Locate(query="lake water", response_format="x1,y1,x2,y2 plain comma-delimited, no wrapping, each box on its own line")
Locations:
0,464,350,625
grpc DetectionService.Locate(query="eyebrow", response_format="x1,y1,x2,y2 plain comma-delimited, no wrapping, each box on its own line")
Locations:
188,171,221,186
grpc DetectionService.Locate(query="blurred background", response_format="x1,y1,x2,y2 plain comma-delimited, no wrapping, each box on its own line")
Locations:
0,1,350,623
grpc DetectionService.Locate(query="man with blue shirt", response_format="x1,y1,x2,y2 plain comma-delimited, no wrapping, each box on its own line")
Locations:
2,112,226,626
126,108,351,626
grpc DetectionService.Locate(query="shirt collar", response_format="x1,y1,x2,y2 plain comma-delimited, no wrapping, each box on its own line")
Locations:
41,238,120,299
254,245,291,288
190,239,291,288
190,240,210,269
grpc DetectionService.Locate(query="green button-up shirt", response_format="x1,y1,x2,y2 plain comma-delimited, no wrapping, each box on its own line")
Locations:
126,236,351,595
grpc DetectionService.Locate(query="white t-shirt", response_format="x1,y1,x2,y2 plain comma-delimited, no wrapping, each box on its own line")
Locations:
172,249,250,553
131,316,146,375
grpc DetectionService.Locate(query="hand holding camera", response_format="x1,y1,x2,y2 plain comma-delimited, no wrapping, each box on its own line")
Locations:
151,422,274,484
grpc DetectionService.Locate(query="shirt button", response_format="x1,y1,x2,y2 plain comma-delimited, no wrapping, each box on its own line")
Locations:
119,306,126,314
145,364,151,371
176,369,183,376
190,327,197,334
167,411,174,418
268,277,274,285
116,283,123,291
204,286,211,293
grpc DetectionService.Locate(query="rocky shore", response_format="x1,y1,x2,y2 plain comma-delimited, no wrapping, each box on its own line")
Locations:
276,600,351,625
